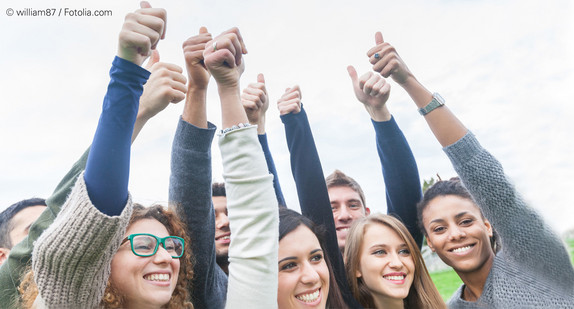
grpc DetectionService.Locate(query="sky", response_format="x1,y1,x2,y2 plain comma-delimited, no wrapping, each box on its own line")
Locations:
1,0,573,234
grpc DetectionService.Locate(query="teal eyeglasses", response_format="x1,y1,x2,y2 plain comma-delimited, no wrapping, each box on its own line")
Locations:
121,233,185,258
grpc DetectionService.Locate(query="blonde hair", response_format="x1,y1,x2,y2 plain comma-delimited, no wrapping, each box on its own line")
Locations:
19,204,194,308
344,213,445,309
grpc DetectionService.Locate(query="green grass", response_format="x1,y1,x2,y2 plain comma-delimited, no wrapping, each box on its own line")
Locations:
429,269,462,301
568,238,574,265
429,238,574,301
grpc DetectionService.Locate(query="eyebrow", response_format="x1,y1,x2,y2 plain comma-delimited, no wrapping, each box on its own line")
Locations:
310,249,323,255
454,211,470,220
430,211,471,224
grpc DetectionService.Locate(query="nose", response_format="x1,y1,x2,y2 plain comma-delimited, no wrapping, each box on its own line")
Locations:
300,262,320,285
337,205,353,223
216,213,230,229
448,225,466,241
388,252,404,270
153,245,174,264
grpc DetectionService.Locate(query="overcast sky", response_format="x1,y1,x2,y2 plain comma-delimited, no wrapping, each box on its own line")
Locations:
1,0,573,234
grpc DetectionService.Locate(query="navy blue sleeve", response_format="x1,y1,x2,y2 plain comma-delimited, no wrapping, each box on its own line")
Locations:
258,133,286,207
281,106,363,308
84,56,150,216
373,116,423,248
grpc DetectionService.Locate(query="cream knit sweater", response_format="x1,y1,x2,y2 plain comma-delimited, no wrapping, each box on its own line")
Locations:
32,173,133,308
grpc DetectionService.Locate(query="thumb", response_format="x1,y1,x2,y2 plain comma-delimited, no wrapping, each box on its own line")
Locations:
199,26,208,34
257,73,265,84
145,50,160,70
375,31,384,45
140,1,151,9
347,65,358,83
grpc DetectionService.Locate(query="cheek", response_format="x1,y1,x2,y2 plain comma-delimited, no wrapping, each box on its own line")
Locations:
404,257,416,274
172,259,181,278
318,263,330,285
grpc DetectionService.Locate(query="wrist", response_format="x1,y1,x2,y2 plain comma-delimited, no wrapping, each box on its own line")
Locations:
256,116,266,134
217,84,241,97
365,105,391,122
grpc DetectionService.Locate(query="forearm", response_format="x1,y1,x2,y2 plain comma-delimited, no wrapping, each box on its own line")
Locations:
400,77,467,147
32,175,133,308
219,86,248,128
281,108,353,303
84,57,149,216
445,132,574,287
168,119,227,309
258,133,286,207
219,126,278,308
182,88,208,128
0,148,90,306
373,116,423,248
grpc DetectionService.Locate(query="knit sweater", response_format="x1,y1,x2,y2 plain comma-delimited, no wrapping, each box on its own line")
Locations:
219,126,279,308
281,108,423,308
169,119,228,309
32,174,134,308
31,56,147,308
169,119,285,308
0,149,89,308
445,132,574,308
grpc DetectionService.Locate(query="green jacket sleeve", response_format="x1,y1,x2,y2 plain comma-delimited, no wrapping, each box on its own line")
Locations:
0,147,89,308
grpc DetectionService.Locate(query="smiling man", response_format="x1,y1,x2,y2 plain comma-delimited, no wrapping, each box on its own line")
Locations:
0,198,47,265
326,170,371,252
212,182,231,274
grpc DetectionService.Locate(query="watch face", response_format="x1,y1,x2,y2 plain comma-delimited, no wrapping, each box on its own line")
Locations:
433,92,445,104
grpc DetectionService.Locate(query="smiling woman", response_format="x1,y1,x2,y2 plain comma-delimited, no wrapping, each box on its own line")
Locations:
15,3,195,308
277,208,346,309
344,214,445,309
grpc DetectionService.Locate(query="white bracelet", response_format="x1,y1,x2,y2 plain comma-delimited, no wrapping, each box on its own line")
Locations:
220,123,251,135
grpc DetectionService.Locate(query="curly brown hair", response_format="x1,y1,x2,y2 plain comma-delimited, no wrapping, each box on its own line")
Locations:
19,204,194,309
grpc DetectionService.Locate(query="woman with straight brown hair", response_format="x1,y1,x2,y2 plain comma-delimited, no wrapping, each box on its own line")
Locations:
344,214,445,309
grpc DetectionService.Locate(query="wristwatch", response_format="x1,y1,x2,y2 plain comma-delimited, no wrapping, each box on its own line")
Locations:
418,93,445,116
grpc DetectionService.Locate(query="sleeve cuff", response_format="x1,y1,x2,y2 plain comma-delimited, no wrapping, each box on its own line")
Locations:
443,131,482,166
280,105,307,125
175,118,217,153
112,56,151,81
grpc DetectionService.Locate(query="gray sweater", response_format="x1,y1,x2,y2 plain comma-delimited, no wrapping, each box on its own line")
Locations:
445,132,574,308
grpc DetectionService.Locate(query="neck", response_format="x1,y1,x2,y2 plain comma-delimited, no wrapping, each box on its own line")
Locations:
373,295,404,309
456,253,495,302
216,254,230,275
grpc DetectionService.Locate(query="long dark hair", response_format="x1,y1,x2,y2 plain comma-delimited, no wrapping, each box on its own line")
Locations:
279,208,347,308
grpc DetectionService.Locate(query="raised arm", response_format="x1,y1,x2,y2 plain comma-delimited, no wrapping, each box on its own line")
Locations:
370,32,574,289
347,63,423,248
204,28,278,308
242,73,286,207
30,4,167,307
1,19,183,307
169,27,228,309
278,87,363,308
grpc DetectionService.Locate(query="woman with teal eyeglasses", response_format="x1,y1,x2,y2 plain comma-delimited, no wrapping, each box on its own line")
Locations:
18,3,194,308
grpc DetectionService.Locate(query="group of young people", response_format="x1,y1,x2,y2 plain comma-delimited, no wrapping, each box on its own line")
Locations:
1,2,573,308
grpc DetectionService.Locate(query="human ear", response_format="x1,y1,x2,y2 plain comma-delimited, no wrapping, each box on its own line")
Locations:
425,237,436,252
364,207,371,215
0,248,10,265
484,219,493,237
355,269,363,278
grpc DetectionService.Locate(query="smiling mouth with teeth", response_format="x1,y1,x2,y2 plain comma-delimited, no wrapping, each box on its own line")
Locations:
144,273,170,282
295,289,320,303
450,244,474,253
383,274,406,281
